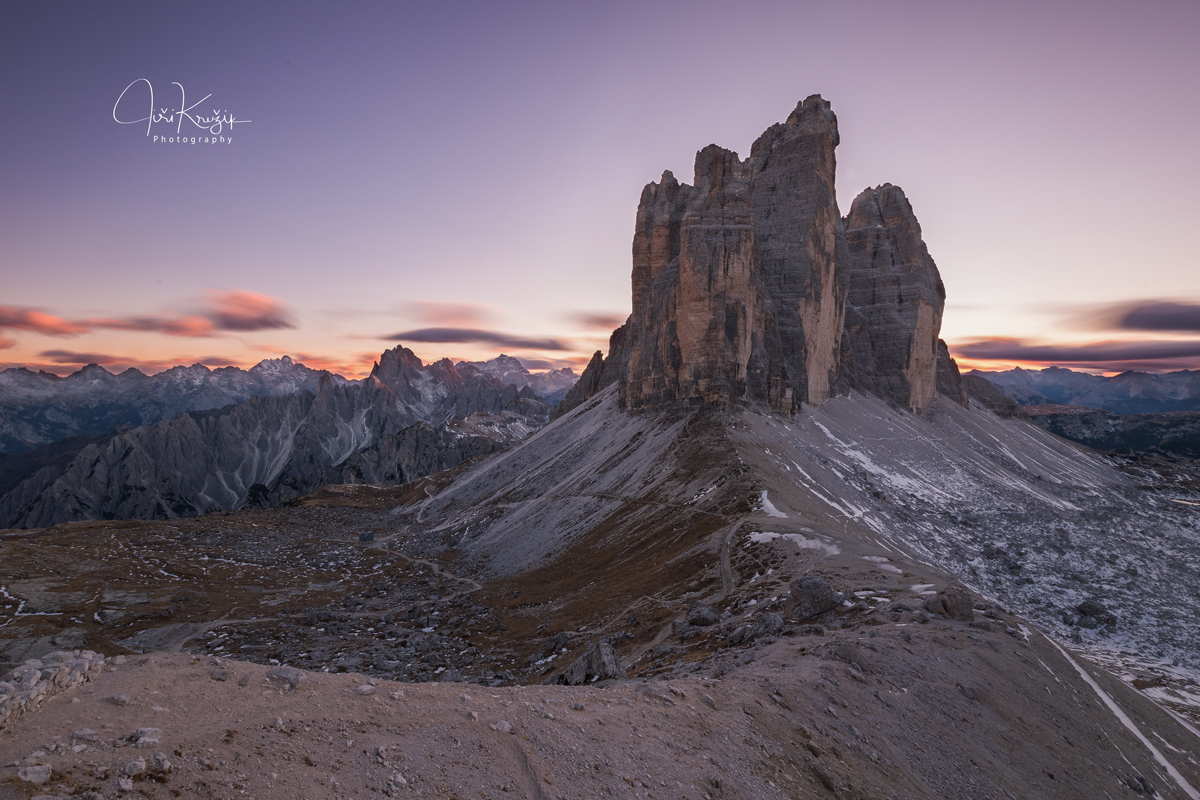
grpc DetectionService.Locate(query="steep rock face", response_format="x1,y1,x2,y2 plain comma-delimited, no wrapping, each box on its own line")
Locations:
841,184,947,411
556,322,629,415
935,339,970,407
322,412,534,489
621,95,848,414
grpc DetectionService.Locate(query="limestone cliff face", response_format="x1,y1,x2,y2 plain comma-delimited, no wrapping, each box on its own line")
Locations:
570,98,961,416
936,339,969,407
621,95,848,414
841,184,947,411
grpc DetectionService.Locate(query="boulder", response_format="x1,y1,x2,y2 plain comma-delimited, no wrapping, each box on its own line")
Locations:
922,587,974,621
790,576,837,619
686,601,720,626
268,666,304,689
544,641,625,686
18,764,51,784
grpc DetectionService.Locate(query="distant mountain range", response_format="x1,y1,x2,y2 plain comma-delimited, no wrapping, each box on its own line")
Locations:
0,349,577,528
0,354,577,455
966,366,1200,457
969,366,1200,414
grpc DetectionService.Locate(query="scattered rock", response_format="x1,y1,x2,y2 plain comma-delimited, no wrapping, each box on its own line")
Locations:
269,666,304,689
210,667,229,681
672,619,700,641
110,692,131,706
490,720,513,733
124,757,147,777
922,587,974,621
545,640,625,685
1125,774,1155,795
18,764,52,784
238,674,249,686
118,777,135,793
832,644,873,673
728,612,785,645
686,601,720,626
73,727,99,742
790,577,836,620
356,685,376,695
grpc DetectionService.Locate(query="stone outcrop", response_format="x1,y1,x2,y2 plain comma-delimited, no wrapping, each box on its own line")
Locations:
936,339,970,407
579,97,964,416
545,640,625,685
789,575,837,619
0,650,107,732
841,184,947,411
621,95,848,414
922,587,975,621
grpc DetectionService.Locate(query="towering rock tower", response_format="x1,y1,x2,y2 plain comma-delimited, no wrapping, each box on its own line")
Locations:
560,96,959,416
841,184,947,412
622,95,847,414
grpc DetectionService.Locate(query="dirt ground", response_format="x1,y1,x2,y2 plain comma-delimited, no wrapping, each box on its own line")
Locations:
4,611,1200,800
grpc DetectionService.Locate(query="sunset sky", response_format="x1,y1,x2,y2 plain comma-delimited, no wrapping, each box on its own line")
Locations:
3,1,1199,378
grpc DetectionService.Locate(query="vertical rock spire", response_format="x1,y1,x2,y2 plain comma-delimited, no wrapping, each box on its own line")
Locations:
621,94,848,413
566,96,955,416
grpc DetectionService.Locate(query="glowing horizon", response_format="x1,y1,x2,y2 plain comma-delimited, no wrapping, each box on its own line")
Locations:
3,2,1198,381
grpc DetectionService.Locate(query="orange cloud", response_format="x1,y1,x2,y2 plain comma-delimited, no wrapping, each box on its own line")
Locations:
84,315,217,337
0,335,13,349
0,307,88,336
950,337,1200,373
204,290,295,332
571,312,628,331
406,301,498,327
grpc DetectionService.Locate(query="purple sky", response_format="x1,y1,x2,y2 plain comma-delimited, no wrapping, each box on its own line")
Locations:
3,0,1199,377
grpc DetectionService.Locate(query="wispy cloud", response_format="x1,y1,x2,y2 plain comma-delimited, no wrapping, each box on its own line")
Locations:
84,315,217,337
0,291,294,343
203,290,295,332
0,307,89,336
1114,301,1200,333
386,327,569,351
406,301,499,327
0,335,13,349
952,337,1200,372
570,312,628,331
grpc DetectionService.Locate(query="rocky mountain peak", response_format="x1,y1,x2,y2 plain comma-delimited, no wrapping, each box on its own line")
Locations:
370,346,426,391
841,183,947,411
565,97,966,417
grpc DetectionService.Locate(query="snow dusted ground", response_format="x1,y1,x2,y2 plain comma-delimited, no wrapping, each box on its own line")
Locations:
737,392,1200,680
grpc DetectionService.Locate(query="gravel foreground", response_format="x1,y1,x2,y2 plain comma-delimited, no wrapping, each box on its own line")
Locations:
3,615,1199,800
